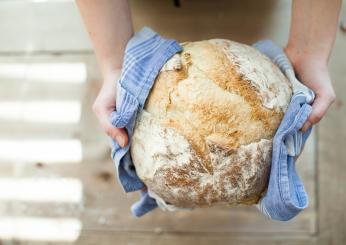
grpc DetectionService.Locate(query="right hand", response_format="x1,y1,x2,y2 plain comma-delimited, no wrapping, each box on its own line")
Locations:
92,70,129,148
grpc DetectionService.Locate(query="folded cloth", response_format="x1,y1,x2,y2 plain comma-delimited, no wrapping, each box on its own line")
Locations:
110,30,314,220
130,190,158,217
109,26,182,216
253,40,315,221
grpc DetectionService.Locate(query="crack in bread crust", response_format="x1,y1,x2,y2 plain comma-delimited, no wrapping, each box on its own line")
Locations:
131,111,272,207
132,39,292,208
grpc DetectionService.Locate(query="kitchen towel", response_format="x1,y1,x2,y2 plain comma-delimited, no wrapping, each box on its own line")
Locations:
109,26,182,216
253,40,314,221
109,28,314,220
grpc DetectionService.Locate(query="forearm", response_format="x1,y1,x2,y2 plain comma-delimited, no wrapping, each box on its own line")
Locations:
285,0,340,130
75,0,133,145
286,0,341,67
75,0,133,78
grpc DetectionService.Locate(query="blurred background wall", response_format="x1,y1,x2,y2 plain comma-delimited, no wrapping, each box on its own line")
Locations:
0,0,345,244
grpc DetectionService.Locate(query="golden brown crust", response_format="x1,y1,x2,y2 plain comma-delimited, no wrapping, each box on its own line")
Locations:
132,39,292,208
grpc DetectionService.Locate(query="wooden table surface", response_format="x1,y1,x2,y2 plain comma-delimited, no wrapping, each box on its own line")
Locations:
0,0,345,244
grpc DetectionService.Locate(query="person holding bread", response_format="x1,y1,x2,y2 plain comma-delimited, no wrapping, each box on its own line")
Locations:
73,0,342,219
75,0,340,149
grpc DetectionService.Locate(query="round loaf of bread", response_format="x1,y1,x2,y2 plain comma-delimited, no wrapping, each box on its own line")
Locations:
130,39,292,209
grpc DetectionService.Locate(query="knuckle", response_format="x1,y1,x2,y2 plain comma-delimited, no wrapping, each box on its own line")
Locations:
104,126,114,137
329,93,336,104
324,88,336,103
107,127,121,139
92,102,99,113
104,127,112,136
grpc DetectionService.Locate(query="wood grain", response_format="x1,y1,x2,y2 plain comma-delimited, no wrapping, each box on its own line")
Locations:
0,0,345,244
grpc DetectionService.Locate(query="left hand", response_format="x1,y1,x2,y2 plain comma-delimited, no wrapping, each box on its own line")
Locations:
285,48,336,132
92,70,129,148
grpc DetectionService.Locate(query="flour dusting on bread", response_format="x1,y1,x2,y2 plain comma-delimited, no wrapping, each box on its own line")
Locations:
131,39,292,209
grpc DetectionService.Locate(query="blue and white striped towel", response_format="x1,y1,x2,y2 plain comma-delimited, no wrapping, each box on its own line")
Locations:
253,40,315,221
109,27,314,220
109,26,182,217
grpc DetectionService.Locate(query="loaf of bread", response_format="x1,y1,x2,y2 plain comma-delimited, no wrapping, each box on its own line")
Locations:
130,39,292,209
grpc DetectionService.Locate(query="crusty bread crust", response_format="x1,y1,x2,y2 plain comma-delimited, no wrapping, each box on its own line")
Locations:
130,39,292,208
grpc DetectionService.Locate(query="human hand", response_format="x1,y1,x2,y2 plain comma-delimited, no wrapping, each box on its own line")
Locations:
92,70,129,148
284,48,336,132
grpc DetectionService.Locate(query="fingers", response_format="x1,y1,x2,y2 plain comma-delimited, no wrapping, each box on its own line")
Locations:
91,73,129,148
301,89,336,132
92,102,129,148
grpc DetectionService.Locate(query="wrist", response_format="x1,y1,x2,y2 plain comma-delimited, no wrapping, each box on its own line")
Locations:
103,68,122,84
284,45,328,73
